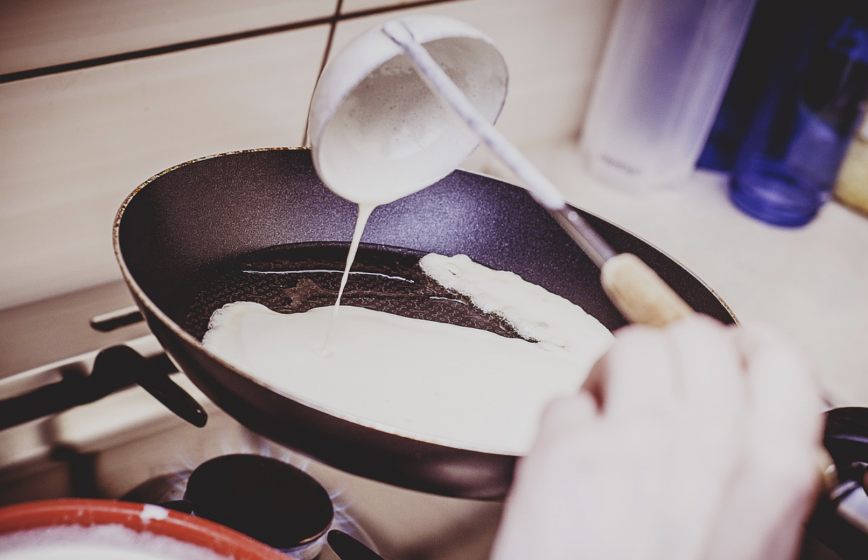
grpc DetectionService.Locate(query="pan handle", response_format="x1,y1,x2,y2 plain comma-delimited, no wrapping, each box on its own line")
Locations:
824,407,868,484
89,306,144,332
0,345,206,431
97,345,208,428
804,408,868,559
600,253,694,328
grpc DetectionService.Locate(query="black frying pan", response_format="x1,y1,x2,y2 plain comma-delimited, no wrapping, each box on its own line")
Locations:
114,147,736,499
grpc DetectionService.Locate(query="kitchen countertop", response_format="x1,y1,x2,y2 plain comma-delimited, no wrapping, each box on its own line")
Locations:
485,140,868,408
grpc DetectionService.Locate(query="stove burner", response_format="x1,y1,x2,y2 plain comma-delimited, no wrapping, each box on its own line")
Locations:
183,454,334,550
328,530,386,560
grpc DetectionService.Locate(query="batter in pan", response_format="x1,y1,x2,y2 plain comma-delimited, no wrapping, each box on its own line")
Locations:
203,253,612,455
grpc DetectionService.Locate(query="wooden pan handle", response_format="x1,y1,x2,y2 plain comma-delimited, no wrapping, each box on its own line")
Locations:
600,253,693,328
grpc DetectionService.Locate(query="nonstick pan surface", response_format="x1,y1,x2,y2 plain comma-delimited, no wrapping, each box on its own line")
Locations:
115,148,735,499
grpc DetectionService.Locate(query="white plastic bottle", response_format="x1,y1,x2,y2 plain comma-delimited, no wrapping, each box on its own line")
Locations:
579,0,757,192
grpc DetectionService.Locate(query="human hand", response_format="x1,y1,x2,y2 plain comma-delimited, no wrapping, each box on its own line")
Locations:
490,315,824,560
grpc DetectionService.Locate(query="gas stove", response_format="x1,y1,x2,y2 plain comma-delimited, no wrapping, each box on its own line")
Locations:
0,280,865,559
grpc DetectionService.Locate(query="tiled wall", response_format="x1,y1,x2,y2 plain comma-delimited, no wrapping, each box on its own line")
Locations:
0,0,616,310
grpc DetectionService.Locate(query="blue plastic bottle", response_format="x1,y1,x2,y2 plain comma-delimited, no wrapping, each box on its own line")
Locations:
729,0,868,227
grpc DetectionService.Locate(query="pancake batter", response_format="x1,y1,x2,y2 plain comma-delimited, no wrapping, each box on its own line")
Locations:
203,254,612,455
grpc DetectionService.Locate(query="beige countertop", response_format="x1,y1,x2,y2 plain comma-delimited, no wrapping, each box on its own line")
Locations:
496,141,868,408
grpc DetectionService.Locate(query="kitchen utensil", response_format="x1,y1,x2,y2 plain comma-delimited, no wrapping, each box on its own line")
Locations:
328,530,387,560
0,499,289,560
308,15,691,327
114,148,735,498
0,344,206,430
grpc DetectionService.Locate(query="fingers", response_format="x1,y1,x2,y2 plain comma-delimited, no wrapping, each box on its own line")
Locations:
585,324,680,418
736,323,825,510
589,316,820,439
736,324,824,446
586,315,744,422
541,392,599,431
652,317,747,560
589,316,822,472
701,323,823,560
533,392,599,448
667,316,745,418
533,317,824,560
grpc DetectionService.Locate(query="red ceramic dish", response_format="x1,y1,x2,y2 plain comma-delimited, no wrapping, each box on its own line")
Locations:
0,498,291,560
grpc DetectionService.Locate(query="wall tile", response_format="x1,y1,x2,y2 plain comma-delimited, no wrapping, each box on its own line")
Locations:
0,0,334,75
0,26,329,309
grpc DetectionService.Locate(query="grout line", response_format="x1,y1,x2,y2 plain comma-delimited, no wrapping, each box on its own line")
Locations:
0,17,333,85
302,0,345,147
339,0,462,20
321,0,346,73
0,0,462,85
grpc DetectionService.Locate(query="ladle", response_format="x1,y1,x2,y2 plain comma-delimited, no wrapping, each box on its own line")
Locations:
308,15,691,327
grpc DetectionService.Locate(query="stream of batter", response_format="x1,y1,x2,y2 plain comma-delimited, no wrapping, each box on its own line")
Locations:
321,203,377,353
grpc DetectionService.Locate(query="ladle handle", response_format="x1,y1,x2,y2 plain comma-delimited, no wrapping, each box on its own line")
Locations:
600,253,693,328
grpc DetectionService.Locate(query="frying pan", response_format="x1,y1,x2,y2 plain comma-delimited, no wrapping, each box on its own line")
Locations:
114,147,735,499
